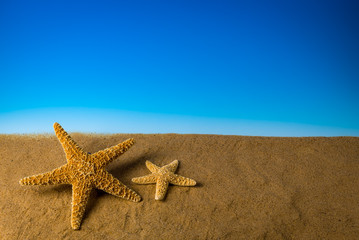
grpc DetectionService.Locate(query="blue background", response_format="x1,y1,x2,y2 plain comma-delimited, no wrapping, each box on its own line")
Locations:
1,0,358,136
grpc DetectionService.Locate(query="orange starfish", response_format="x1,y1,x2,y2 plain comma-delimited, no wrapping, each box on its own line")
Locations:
19,122,141,230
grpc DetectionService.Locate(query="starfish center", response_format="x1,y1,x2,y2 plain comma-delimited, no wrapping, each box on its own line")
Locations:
70,160,97,178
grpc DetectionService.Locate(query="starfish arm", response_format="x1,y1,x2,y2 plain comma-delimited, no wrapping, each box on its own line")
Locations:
71,182,92,230
19,165,71,185
54,123,87,161
164,160,179,172
132,174,157,184
155,178,170,201
94,171,141,202
145,160,160,173
169,174,197,186
90,138,135,167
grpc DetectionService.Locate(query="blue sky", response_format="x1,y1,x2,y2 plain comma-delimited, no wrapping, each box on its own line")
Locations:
0,0,358,136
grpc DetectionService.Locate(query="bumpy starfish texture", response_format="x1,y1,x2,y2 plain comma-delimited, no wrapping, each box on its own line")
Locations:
19,122,141,230
132,160,196,200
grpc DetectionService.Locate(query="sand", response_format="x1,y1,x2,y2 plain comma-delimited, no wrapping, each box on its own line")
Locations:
0,133,358,239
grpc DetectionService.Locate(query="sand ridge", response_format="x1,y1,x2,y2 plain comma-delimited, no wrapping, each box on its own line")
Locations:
0,134,358,239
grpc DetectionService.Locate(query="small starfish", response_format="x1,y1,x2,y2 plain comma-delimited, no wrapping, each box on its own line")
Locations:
132,160,196,200
19,122,141,230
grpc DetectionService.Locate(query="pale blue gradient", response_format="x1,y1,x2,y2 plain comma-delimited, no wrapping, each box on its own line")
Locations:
0,108,358,136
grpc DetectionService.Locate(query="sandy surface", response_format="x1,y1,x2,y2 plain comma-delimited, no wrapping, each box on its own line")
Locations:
0,133,358,239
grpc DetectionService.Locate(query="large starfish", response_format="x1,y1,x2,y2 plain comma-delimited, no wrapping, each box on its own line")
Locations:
19,122,141,230
132,160,196,200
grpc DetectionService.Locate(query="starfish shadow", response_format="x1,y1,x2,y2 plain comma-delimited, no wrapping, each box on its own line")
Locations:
35,184,72,195
110,151,159,184
84,152,159,214
195,182,203,188
160,181,201,202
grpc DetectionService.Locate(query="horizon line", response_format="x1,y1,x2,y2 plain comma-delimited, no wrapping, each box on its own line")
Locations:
0,107,358,137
